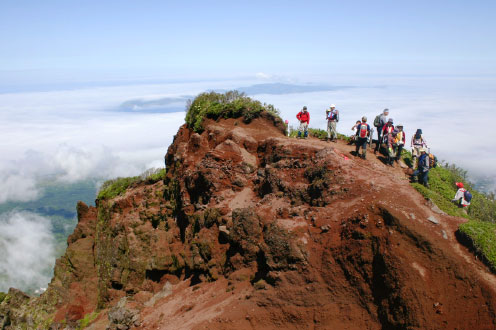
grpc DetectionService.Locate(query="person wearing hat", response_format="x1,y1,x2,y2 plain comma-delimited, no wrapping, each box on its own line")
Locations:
326,104,339,142
411,148,430,187
411,129,428,169
296,106,310,138
452,182,471,208
355,116,370,159
393,124,406,162
374,108,389,153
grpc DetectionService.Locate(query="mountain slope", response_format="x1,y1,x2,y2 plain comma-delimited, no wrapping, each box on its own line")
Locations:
1,115,496,330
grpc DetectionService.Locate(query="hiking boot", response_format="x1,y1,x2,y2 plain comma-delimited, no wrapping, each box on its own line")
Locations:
424,183,430,188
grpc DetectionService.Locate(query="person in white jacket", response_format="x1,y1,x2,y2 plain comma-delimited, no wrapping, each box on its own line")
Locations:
452,182,471,208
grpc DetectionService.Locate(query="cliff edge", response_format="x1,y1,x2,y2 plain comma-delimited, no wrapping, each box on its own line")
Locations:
1,115,496,330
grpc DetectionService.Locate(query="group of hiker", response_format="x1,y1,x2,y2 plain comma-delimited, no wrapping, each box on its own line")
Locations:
295,105,471,209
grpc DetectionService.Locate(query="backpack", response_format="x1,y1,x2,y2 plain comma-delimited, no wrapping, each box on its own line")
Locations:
464,190,472,203
428,154,437,168
359,123,368,138
374,115,381,127
413,135,424,146
420,154,430,171
328,110,339,122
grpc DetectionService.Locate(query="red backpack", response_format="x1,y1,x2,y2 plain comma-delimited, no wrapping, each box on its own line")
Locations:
359,123,368,138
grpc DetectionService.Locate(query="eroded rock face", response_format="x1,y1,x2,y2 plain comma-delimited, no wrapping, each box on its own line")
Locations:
2,116,496,329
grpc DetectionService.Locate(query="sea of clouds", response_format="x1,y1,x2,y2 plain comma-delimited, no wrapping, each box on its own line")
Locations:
0,211,56,292
0,74,494,292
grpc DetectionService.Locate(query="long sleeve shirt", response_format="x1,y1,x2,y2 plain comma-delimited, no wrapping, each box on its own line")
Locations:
327,109,339,122
411,134,428,148
296,111,310,124
452,188,471,206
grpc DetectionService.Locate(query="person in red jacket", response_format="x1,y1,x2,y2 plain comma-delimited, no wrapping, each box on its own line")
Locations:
296,106,310,138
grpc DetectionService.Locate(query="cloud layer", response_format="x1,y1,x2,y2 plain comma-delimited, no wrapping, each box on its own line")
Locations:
0,211,56,292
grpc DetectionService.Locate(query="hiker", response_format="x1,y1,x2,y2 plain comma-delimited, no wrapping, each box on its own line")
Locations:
386,128,397,166
373,108,389,153
355,116,370,159
393,124,406,162
326,104,339,142
452,182,472,208
381,118,395,158
350,120,361,144
412,148,430,187
411,129,428,168
296,106,310,138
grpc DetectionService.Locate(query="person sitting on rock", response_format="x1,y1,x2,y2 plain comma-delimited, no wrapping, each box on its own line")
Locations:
355,116,370,159
296,106,310,138
411,129,428,169
326,104,339,142
412,148,430,188
452,182,472,209
350,120,361,144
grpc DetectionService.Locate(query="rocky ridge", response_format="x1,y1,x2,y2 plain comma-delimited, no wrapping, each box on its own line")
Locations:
1,115,496,329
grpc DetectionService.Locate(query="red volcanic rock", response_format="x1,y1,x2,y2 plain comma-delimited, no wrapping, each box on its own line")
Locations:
2,116,496,329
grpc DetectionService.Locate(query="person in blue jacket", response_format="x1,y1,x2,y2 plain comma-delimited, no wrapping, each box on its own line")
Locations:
412,148,430,188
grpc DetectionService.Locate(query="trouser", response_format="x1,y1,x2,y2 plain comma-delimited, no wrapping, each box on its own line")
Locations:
374,128,383,152
298,122,308,138
327,121,337,140
412,146,422,168
413,169,429,186
355,137,368,158
396,144,404,160
387,145,395,165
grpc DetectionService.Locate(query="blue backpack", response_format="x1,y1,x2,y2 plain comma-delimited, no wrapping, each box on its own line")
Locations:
464,190,472,203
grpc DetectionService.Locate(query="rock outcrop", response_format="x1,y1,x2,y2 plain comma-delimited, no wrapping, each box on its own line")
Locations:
1,116,496,329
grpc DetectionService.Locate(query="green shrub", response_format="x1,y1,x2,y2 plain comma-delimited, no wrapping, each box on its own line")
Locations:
97,168,166,200
141,168,166,183
458,220,496,271
0,292,6,304
97,176,140,200
185,91,281,133
404,156,496,271
78,311,99,329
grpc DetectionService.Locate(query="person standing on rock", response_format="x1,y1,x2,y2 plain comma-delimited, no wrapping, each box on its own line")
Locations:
373,108,389,154
326,104,339,142
355,116,370,159
296,106,310,138
412,148,430,187
393,124,406,163
411,129,428,169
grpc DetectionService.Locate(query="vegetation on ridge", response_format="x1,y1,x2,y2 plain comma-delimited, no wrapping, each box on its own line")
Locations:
97,168,166,200
185,90,282,133
401,150,496,271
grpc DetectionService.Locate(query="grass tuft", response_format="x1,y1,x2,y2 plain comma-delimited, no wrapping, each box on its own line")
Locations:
97,168,166,200
458,220,496,271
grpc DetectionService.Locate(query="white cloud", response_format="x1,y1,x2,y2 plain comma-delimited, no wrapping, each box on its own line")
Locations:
0,173,39,204
255,72,272,80
0,211,56,292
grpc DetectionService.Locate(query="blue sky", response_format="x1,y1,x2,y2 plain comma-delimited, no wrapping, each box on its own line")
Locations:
1,0,495,83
